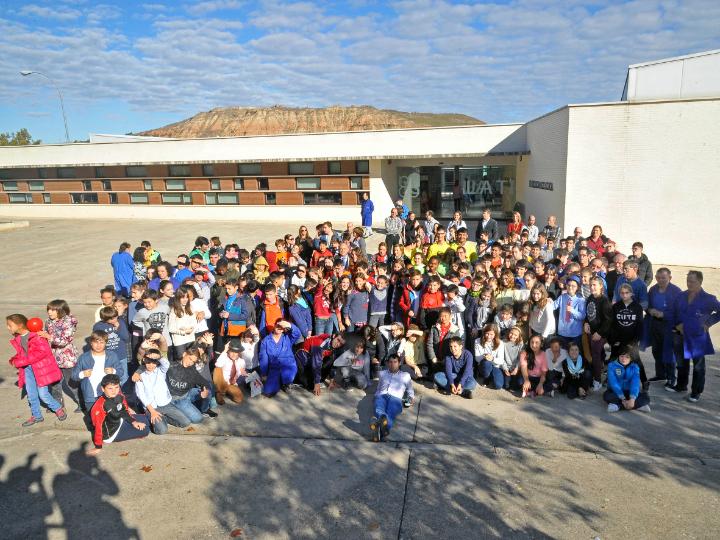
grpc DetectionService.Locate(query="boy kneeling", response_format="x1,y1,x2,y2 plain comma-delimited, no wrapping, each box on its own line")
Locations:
87,374,149,456
604,346,651,413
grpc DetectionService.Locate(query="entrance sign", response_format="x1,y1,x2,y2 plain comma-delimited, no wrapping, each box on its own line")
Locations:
529,179,554,191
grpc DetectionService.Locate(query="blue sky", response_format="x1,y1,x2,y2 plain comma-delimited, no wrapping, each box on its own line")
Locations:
1,0,719,143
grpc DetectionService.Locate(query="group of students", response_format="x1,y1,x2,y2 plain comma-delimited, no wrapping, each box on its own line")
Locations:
7,205,719,448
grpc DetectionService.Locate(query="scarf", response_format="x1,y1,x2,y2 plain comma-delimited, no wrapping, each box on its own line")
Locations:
567,354,584,375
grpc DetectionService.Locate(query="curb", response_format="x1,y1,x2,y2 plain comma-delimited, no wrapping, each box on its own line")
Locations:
0,220,30,232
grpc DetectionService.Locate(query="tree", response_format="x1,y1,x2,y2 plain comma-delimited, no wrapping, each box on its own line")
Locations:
0,129,41,146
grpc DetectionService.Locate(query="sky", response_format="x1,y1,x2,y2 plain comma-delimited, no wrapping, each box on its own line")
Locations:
1,0,719,143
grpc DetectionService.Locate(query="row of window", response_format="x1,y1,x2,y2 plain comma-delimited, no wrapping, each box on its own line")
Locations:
6,192,347,205
0,161,370,180
1,177,364,192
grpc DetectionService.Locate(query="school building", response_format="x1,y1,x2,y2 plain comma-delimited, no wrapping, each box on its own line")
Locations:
1,50,719,267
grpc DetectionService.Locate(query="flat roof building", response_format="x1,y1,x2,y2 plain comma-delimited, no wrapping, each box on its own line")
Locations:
2,52,719,267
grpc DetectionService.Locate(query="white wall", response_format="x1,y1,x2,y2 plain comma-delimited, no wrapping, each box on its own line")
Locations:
564,99,720,267
523,109,569,228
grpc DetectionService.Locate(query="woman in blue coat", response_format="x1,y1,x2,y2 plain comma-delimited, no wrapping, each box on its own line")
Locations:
360,192,374,238
258,320,301,396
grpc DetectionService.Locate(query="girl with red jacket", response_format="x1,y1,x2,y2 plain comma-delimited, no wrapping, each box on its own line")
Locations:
7,314,67,426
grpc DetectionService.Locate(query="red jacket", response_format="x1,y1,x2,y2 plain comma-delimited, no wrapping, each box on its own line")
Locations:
586,236,607,257
302,334,332,354
399,283,423,328
9,332,62,388
420,289,445,310
90,394,133,448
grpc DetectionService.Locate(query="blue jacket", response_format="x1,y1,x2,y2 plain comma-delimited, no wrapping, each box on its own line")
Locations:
343,290,369,326
288,301,312,338
72,350,126,403
613,276,649,309
258,324,301,375
607,359,641,400
361,199,374,227
92,320,130,362
554,293,586,338
223,293,248,335
443,350,475,389
148,276,181,291
110,251,135,295
671,288,720,358
640,283,682,362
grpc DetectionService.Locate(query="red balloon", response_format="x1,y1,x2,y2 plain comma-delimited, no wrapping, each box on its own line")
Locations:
27,317,44,332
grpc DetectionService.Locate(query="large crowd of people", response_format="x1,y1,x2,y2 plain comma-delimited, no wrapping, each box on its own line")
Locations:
7,197,719,451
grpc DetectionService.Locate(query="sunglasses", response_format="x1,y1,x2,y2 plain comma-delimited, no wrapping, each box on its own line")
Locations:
176,261,186,266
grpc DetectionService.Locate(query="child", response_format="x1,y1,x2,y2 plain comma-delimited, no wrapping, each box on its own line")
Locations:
604,346,651,412
72,331,126,411
330,339,371,390
494,304,516,340
561,342,591,399
213,340,247,404
401,325,427,380
398,270,424,329
257,283,286,336
445,284,466,338
167,289,198,358
412,252,426,273
368,275,389,328
311,239,333,268
94,285,116,323
433,336,476,398
238,325,261,372
87,374,149,456
134,350,176,434
343,275,370,332
610,283,647,389
475,324,506,390
287,284,312,339
419,276,445,329
519,335,551,398
132,289,171,343
502,326,524,390
545,337,568,396
554,276,586,347
41,299,80,410
7,314,67,426
219,278,250,341
93,306,131,386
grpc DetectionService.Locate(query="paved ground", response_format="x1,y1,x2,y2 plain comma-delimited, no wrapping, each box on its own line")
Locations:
0,219,718,540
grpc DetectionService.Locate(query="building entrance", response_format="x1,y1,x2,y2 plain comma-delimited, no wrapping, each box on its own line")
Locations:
397,164,516,220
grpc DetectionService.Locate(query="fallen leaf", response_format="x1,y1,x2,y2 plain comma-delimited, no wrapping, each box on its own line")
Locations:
230,528,243,537
140,465,153,472
186,427,196,432
368,523,379,531
119,452,129,457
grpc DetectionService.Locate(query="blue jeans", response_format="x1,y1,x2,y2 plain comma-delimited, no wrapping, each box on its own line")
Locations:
170,394,204,425
314,317,334,336
374,394,403,429
480,360,506,389
24,366,62,418
434,372,477,392
188,385,212,413
112,415,150,443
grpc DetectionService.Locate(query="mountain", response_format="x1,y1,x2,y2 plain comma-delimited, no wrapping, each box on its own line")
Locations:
138,105,484,138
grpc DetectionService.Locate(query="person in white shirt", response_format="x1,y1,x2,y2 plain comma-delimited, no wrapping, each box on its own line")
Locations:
134,351,173,434
526,214,539,243
213,340,247,405
185,284,211,335
239,325,261,371
370,354,414,442
545,337,569,396
475,324,507,389
445,211,467,242
167,289,198,358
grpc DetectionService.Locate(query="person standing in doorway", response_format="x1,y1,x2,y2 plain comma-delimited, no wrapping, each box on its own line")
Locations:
476,208,499,244
452,179,464,212
360,192,374,238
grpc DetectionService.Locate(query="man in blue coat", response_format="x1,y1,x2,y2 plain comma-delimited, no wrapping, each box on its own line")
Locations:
258,320,301,397
360,192,374,238
668,270,720,402
110,242,135,297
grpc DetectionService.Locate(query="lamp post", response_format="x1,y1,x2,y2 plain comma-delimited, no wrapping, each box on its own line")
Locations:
20,70,70,143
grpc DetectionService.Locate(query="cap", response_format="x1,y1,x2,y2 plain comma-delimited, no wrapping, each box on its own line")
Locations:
227,339,243,353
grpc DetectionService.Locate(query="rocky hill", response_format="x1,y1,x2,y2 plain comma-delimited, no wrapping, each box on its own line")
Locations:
138,105,483,138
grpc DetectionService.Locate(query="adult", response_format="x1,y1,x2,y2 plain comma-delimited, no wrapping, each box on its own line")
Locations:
360,192,374,238
370,353,414,442
452,179,464,212
446,211,467,242
395,198,410,220
669,271,720,402
613,261,648,310
189,236,211,265
542,215,562,241
586,225,608,257
476,208,499,244
628,242,653,286
642,268,681,386
383,207,404,251
526,214,539,243
110,242,135,297
507,211,525,237
258,320,301,397
451,228,477,263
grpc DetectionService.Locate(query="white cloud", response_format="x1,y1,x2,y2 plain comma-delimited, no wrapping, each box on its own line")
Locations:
185,0,245,16
18,4,82,20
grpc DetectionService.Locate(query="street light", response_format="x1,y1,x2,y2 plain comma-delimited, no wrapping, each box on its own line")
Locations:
20,70,70,143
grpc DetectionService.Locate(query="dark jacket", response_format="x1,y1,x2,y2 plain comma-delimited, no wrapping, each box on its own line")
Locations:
477,218,499,242
628,254,653,286
585,294,613,338
610,301,644,345
426,323,461,367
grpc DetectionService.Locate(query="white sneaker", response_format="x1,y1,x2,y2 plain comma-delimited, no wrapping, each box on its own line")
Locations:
607,403,620,413
592,381,602,392
637,404,651,413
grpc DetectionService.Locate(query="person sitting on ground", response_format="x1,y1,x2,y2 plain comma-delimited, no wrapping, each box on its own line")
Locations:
258,319,301,397
330,337,371,390
370,354,414,443
519,334,551,398
213,339,248,405
604,345,651,413
434,336,476,399
87,374,149,456
401,325,427,380
561,342,591,399
475,324,506,390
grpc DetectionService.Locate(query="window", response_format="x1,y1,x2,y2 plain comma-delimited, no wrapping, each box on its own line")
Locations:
109,193,118,204
102,180,112,191
350,176,363,190
28,181,45,191
328,161,341,174
9,193,33,204
258,177,269,190
130,193,149,204
165,179,186,191
296,177,320,190
95,167,106,178
233,178,244,190
205,192,238,205
82,180,93,191
58,167,76,178
38,168,50,179
265,192,276,205
355,160,369,174
126,166,148,177
168,165,191,177
70,193,99,204
238,163,261,175
162,192,192,204
288,162,314,175
0,169,12,180
303,192,342,205
2,181,18,191
143,179,153,191
202,164,214,176
210,178,221,190
42,193,51,204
